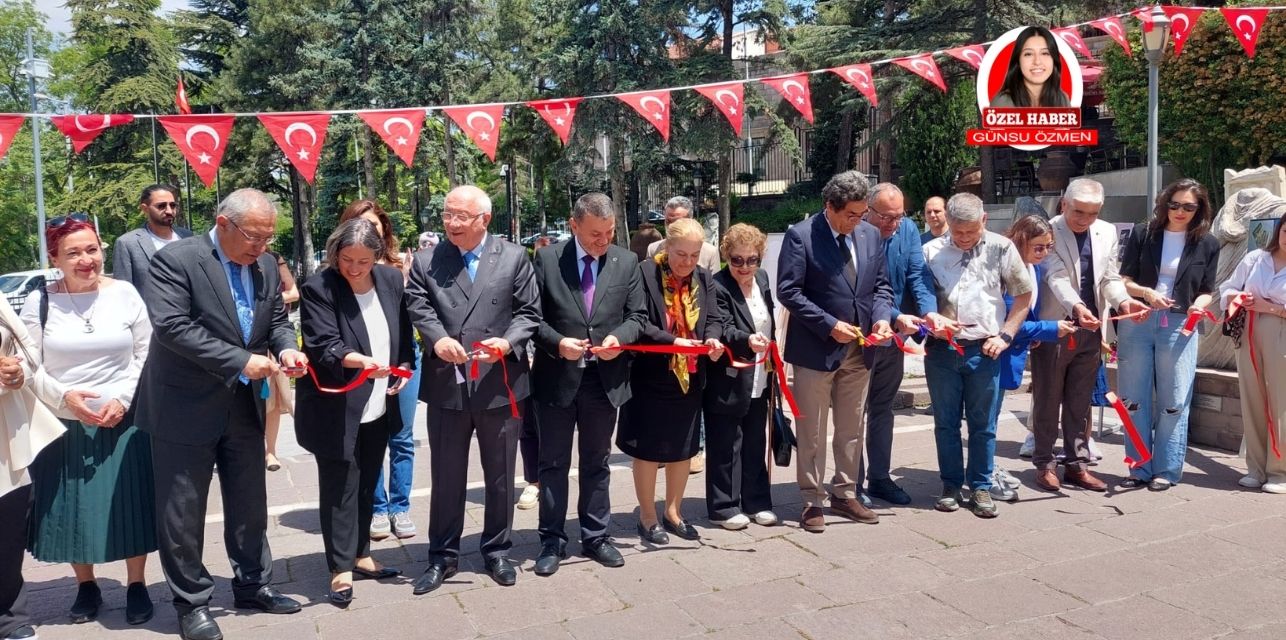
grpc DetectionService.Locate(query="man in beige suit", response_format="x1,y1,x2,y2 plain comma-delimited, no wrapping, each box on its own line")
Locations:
645,196,720,273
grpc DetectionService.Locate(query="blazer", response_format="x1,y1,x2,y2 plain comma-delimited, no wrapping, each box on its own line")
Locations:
531,241,647,408
884,216,938,321
1040,215,1131,342
112,225,192,301
704,268,775,417
294,266,415,461
136,233,297,446
776,211,895,371
632,260,725,393
405,235,541,412
1119,223,1221,312
1000,262,1061,391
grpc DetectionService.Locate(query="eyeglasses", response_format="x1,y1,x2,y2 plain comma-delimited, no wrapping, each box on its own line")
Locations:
1167,201,1199,213
48,213,91,229
152,202,179,210
228,218,273,246
1029,243,1053,253
442,210,485,224
729,255,761,268
871,210,905,225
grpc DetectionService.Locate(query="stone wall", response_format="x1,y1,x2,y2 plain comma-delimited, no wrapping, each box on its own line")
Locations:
1108,364,1242,453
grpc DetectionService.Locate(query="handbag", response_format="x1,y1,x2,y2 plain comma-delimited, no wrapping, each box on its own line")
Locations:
769,378,796,467
0,302,66,494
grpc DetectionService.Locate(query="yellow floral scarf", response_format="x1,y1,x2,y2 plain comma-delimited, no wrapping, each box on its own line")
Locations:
656,252,700,393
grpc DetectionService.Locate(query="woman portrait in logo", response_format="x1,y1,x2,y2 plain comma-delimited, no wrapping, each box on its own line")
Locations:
990,26,1070,108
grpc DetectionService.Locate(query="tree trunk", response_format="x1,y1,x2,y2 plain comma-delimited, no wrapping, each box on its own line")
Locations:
385,153,400,212
360,127,378,201
289,166,316,278
974,0,995,203
835,108,854,173
718,149,732,234
877,102,893,182
535,152,547,232
609,138,629,247
443,86,459,188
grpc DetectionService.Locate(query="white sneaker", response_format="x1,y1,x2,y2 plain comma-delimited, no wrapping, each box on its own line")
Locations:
517,484,540,510
717,514,750,530
1087,437,1104,461
1239,475,1264,489
391,511,416,539
1262,482,1286,494
994,468,1021,490
989,483,1019,503
369,514,391,541
1019,433,1035,458
751,510,779,526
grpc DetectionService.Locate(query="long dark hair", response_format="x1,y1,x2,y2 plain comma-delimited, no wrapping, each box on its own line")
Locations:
1266,215,1285,254
1147,178,1212,243
998,27,1066,108
339,199,402,267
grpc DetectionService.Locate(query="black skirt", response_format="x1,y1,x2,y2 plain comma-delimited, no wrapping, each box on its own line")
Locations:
616,358,703,463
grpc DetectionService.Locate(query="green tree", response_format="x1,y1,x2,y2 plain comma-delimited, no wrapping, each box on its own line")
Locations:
893,80,978,208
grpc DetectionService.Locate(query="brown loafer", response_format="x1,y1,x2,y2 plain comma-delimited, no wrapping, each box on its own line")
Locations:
801,506,826,533
1034,469,1061,492
1064,468,1108,492
827,496,879,524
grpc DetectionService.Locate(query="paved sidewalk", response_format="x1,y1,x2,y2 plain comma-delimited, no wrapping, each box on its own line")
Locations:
21,391,1286,640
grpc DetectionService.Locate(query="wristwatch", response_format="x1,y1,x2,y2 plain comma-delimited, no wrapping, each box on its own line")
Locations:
999,332,1014,345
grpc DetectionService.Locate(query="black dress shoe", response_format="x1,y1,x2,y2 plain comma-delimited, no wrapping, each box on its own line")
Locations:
353,565,402,581
485,557,518,586
125,582,154,625
233,585,301,614
662,517,700,541
583,538,625,568
868,478,913,506
179,608,223,640
533,543,566,576
637,521,670,544
412,563,457,595
328,586,353,608
68,581,102,624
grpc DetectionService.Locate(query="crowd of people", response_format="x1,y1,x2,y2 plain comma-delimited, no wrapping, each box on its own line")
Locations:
0,172,1283,640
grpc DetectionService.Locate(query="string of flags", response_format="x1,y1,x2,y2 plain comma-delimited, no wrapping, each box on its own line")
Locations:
0,5,1278,186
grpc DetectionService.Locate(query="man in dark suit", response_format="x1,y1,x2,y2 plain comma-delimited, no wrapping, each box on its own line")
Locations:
112,184,192,300
529,192,645,576
405,185,541,593
137,188,309,640
777,170,895,534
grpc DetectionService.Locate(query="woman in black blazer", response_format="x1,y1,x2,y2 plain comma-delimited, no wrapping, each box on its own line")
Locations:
1116,179,1221,491
296,219,415,606
704,224,778,530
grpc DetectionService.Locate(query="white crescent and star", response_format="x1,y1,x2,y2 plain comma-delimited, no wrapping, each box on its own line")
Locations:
1103,21,1124,40
542,102,573,127
184,124,222,165
465,111,497,141
713,88,740,115
73,115,112,133
1058,31,1084,51
1172,14,1190,39
638,96,666,120
283,122,318,161
382,117,415,146
844,68,871,89
1236,15,1259,40
781,79,807,105
962,49,983,65
910,58,936,79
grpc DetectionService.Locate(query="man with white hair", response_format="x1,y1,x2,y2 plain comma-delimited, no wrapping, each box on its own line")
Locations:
922,193,1032,518
646,196,720,273
1029,179,1149,492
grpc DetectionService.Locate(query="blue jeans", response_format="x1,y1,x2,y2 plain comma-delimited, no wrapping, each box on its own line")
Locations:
374,342,421,515
925,340,1001,491
1116,311,1198,483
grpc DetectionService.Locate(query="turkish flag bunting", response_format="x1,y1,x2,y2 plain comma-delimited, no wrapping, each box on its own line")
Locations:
617,90,671,142
359,109,424,167
829,64,879,107
1221,8,1270,58
1133,7,1155,32
1164,6,1206,57
693,83,745,136
761,73,815,124
0,115,22,161
442,104,505,160
1052,27,1091,58
176,77,192,114
527,97,581,145
892,54,947,92
157,114,234,187
944,46,986,70
1090,17,1133,58
259,113,331,184
49,114,135,153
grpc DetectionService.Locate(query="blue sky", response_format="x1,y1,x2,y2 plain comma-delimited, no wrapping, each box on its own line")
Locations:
35,0,191,34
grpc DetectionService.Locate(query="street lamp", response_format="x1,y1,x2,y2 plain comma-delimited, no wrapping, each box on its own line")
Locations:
1141,5,1171,205
692,163,705,216
18,28,51,268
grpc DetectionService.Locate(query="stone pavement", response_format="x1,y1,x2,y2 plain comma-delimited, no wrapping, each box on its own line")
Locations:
21,390,1286,640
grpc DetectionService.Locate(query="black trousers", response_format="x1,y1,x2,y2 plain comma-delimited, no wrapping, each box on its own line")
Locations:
535,366,617,547
316,416,393,573
426,404,519,564
519,400,540,485
861,345,906,486
704,395,773,521
153,385,273,614
1031,331,1098,471
0,485,31,637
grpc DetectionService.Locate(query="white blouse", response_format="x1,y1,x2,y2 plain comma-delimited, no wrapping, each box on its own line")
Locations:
745,283,772,399
1219,250,1286,310
355,288,390,423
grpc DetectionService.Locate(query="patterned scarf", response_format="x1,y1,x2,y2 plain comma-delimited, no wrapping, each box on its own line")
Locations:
656,252,700,393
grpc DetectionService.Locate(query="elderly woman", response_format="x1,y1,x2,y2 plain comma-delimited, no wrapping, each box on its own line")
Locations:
703,223,777,530
618,217,726,543
296,218,415,606
21,216,156,626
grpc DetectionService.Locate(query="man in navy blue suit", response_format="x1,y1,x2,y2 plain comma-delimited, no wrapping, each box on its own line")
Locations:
777,171,895,533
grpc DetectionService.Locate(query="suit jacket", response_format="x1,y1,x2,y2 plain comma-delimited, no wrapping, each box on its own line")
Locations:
1040,215,1131,342
1119,223,1220,312
112,225,193,301
884,216,938,321
405,235,541,412
136,233,297,446
531,241,646,408
776,212,894,371
294,265,414,461
704,268,775,417
632,260,725,393
1000,262,1060,391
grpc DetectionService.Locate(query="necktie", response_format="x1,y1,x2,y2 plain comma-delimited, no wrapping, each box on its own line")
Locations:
581,255,596,316
463,251,478,281
226,262,254,384
837,234,857,286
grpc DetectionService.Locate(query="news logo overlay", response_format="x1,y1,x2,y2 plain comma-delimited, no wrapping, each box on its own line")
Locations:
968,26,1096,150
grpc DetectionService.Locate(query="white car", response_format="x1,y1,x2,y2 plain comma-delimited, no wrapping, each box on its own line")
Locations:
1,269,60,313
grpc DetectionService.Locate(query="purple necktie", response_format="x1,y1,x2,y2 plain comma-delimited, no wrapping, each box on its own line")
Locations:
581,255,596,316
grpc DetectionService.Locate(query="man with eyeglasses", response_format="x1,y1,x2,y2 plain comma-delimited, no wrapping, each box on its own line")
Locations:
112,184,192,301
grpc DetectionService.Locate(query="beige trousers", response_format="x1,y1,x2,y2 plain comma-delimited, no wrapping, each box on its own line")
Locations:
1239,313,1286,483
791,343,871,507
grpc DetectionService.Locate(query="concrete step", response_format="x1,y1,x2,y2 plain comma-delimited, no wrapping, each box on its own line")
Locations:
893,373,1033,410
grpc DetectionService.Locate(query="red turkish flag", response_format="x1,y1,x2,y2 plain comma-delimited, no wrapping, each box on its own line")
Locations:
829,64,879,107
892,54,946,92
527,98,581,145
0,115,23,162
259,113,331,184
359,109,424,167
442,104,505,161
1221,8,1270,58
1091,17,1133,58
616,90,670,142
761,73,814,124
1052,27,1091,58
1165,6,1206,57
944,45,986,70
176,77,192,114
693,83,745,136
49,114,135,153
157,114,234,187
1133,7,1155,31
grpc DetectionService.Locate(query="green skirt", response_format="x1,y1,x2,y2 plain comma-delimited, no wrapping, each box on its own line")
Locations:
27,419,158,564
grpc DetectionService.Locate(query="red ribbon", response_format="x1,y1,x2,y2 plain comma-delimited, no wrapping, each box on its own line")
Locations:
1068,331,1077,351
305,364,412,394
1105,391,1152,469
1181,294,1246,337
944,328,965,355
469,342,521,419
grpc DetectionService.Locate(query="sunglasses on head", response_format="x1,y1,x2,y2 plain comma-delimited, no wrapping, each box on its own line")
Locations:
729,255,761,268
47,213,91,229
1167,201,1199,213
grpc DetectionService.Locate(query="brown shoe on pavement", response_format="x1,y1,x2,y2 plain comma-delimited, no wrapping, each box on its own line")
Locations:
1064,467,1108,492
1034,469,1061,492
827,495,879,524
801,506,826,533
